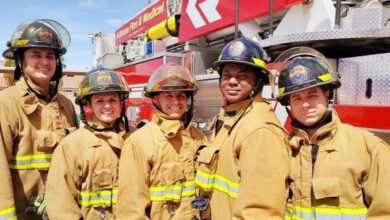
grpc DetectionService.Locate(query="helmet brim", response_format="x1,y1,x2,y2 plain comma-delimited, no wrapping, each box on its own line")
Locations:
277,80,341,106
2,48,14,59
214,59,270,84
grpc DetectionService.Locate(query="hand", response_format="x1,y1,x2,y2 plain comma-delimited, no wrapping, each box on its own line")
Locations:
25,196,47,217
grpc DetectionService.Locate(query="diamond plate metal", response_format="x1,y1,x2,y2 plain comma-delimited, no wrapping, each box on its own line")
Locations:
337,53,390,106
346,8,390,29
260,8,390,48
260,27,390,48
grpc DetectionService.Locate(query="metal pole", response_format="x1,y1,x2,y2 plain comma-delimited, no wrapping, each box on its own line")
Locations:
268,0,274,37
234,0,239,39
335,0,341,29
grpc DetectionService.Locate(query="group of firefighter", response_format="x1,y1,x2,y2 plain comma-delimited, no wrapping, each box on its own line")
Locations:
1,18,389,220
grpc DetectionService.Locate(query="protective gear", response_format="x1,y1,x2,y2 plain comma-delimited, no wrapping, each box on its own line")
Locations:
116,110,206,220
76,68,130,105
275,47,341,106
144,63,198,127
0,78,78,220
2,19,70,59
46,125,134,220
286,111,390,219
195,93,290,219
2,19,70,82
144,63,198,97
213,37,271,84
76,68,130,131
25,196,48,219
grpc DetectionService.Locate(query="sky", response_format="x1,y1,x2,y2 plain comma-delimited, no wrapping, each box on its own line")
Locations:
0,0,149,71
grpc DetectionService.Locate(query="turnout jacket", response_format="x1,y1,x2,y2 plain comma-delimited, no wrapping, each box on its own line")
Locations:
45,121,134,220
286,111,390,220
116,110,206,220
0,79,78,220
196,94,291,220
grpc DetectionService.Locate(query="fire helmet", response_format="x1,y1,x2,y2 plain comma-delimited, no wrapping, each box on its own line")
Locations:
2,19,71,82
213,37,271,84
76,68,130,105
3,19,70,59
275,47,341,106
144,63,198,97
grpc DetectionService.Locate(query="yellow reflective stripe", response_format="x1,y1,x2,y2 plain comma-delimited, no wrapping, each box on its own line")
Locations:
149,180,195,202
111,187,118,204
318,73,332,82
79,188,117,207
181,181,196,197
9,153,52,170
278,87,286,95
285,205,368,220
195,168,239,199
252,57,267,69
0,206,17,220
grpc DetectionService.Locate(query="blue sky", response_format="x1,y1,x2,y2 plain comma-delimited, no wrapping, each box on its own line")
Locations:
0,0,148,71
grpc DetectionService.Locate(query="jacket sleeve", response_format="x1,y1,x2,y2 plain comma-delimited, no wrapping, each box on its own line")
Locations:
46,141,83,220
364,138,390,219
0,105,17,219
0,132,17,219
116,136,151,220
233,127,290,220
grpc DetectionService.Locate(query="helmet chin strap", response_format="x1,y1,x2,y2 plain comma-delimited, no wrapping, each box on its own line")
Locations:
287,97,334,131
17,53,62,102
151,93,194,128
183,95,194,128
287,88,335,131
248,75,263,100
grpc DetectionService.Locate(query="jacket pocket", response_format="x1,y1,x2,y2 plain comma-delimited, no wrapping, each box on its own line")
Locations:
80,169,115,209
194,146,219,191
92,168,114,191
161,162,185,185
34,130,59,151
312,177,340,200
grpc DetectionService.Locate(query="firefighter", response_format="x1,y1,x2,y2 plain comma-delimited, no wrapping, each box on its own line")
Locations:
45,68,135,219
116,63,206,220
0,19,78,220
194,37,291,219
275,47,390,219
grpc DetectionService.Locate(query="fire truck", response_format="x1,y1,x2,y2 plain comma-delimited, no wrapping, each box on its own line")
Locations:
90,0,390,142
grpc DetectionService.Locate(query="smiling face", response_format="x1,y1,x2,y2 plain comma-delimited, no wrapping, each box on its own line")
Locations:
22,48,57,90
220,63,257,104
87,92,122,127
152,91,188,120
289,86,329,127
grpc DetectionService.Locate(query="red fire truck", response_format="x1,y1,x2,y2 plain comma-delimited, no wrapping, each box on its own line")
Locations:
90,0,390,142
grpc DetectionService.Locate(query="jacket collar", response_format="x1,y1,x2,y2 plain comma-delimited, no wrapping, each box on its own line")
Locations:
208,94,264,132
152,109,185,139
16,79,61,115
292,111,340,150
222,94,263,115
87,121,127,150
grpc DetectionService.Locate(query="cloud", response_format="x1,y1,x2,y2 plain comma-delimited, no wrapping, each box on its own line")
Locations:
105,19,126,27
78,0,109,9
